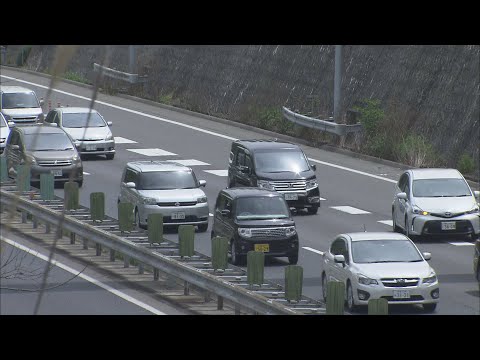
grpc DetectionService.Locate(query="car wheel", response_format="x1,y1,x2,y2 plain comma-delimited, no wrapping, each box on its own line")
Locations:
77,180,83,188
135,208,143,229
106,153,115,160
198,223,208,232
321,272,327,302
307,206,319,215
230,240,243,265
288,252,298,265
423,303,437,313
392,209,401,233
346,281,358,312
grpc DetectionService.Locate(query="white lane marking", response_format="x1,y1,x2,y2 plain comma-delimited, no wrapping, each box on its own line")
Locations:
330,206,371,215
0,236,165,315
83,172,91,175
203,170,228,177
114,136,137,144
166,159,210,166
127,148,177,156
1,75,400,184
209,213,214,217
0,75,237,141
302,247,324,255
448,242,475,246
378,220,393,226
320,197,327,201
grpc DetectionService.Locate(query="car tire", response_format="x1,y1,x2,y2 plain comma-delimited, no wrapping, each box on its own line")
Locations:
307,206,319,215
106,153,115,160
392,209,401,233
198,223,208,232
230,240,243,266
423,303,437,313
346,281,358,313
77,180,83,188
135,208,144,229
288,252,299,265
321,272,328,302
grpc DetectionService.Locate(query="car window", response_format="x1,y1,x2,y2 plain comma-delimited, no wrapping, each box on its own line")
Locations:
229,151,234,165
253,149,310,173
1,92,39,109
236,149,245,166
352,239,423,264
245,155,253,169
234,196,290,220
398,173,408,191
330,238,349,263
44,111,56,123
0,114,7,127
216,193,226,211
124,169,137,184
138,170,198,190
61,112,106,128
23,132,74,151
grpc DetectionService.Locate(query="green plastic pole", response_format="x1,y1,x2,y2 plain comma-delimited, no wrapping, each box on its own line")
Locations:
40,173,55,200
285,265,303,302
211,236,229,271
178,225,195,257
247,251,265,286
16,164,30,192
326,281,345,315
148,213,164,244
118,202,134,232
64,181,79,210
90,192,105,221
368,298,389,315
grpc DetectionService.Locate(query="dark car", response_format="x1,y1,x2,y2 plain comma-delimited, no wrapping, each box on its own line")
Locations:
474,238,480,286
211,188,299,265
227,139,320,214
3,125,83,187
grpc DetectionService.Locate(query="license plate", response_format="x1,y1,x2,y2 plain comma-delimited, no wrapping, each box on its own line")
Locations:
171,212,185,220
86,144,97,151
284,193,298,201
393,290,410,299
51,169,62,177
254,244,269,252
441,221,456,230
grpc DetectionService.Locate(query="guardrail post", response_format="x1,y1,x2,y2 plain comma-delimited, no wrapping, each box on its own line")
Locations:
40,173,55,201
148,213,163,245
368,298,389,315
33,216,38,228
124,255,130,268
45,223,51,233
83,238,88,249
16,165,30,193
138,263,144,274
247,251,265,287
110,249,115,261
217,296,224,310
118,202,134,232
0,157,7,182
153,268,159,280
70,232,76,244
178,225,195,258
285,265,303,302
184,281,190,295
21,211,27,223
211,236,229,271
235,304,241,315
90,192,105,221
64,182,79,210
96,243,102,256
326,281,345,315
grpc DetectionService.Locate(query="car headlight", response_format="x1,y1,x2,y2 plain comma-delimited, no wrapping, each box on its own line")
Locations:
143,197,157,205
105,134,113,141
197,196,207,203
422,273,437,284
412,205,428,215
358,275,378,285
285,226,297,237
3,114,12,121
238,228,252,238
466,206,479,214
258,180,274,190
306,179,318,189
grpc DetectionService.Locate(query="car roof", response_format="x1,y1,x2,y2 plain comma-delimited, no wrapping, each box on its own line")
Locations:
409,168,462,180
234,139,301,151
126,160,192,173
339,232,411,242
221,187,282,199
0,86,36,94
55,107,100,114
16,125,67,135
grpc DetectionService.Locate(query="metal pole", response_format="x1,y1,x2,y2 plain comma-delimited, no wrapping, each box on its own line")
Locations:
129,45,136,74
333,45,343,123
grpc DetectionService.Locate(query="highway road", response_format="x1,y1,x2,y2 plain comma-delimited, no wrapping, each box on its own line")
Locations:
1,67,479,315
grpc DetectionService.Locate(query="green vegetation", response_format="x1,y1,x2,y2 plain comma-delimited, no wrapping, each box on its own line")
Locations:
16,46,32,67
158,93,174,105
63,71,89,84
394,134,438,168
457,153,475,175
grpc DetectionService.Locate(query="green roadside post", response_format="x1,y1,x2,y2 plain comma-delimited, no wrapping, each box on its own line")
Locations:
16,164,30,192
90,192,105,221
118,202,134,232
326,281,345,315
211,236,229,271
285,265,303,302
0,157,7,182
178,224,195,257
368,298,389,315
148,213,164,245
247,251,265,287
40,173,55,200
64,181,79,210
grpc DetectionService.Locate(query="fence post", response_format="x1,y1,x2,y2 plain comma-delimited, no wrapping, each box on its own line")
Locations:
90,192,105,221
178,225,195,258
247,251,265,287
64,182,79,210
285,265,303,302
326,281,345,315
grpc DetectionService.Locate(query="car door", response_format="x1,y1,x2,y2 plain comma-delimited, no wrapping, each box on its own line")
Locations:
233,148,250,186
394,172,409,229
121,168,139,206
324,237,346,282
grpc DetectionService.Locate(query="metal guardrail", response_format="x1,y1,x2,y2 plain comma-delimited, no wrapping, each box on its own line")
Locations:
0,181,326,315
93,63,147,84
282,106,362,136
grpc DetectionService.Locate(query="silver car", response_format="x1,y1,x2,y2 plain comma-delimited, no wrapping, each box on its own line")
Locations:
43,107,115,160
0,112,14,153
392,168,480,240
0,85,44,124
118,161,209,231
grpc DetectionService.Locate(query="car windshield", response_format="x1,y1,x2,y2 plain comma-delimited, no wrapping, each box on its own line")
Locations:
138,170,198,190
235,196,290,220
1,93,39,109
62,112,106,128
352,240,424,264
254,149,310,173
23,133,75,151
413,178,471,197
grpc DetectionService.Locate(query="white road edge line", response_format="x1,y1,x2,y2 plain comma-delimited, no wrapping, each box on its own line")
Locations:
1,75,398,184
0,235,166,315
302,247,324,255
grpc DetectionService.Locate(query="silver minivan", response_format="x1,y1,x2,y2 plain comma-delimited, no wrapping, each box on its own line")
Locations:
0,86,44,125
118,161,209,231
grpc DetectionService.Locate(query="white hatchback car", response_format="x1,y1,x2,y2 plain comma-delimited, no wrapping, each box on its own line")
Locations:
392,168,480,240
321,232,439,313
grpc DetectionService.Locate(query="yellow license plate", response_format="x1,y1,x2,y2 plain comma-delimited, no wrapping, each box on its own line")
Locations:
254,244,269,252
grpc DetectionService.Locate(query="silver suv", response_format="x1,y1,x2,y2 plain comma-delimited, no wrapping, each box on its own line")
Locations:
118,161,209,231
0,86,44,125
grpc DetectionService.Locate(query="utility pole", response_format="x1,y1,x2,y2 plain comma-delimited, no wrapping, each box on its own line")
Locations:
333,45,343,123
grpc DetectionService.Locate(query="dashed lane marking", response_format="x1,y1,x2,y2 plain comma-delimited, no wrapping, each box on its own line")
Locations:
114,137,137,144
203,170,229,177
448,242,475,246
302,247,324,255
330,206,371,215
165,159,210,166
126,148,177,156
83,172,90,175
378,220,393,226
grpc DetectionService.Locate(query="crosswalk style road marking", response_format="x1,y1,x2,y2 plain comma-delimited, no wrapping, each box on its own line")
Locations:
203,170,229,177
330,206,371,215
127,148,177,156
166,159,210,166
378,220,393,226
114,137,137,144
448,242,475,246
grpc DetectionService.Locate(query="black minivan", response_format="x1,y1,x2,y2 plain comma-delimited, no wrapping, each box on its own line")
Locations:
227,139,320,214
211,188,299,265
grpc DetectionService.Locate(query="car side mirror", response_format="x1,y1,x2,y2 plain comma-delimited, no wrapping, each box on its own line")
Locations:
334,254,345,263
311,164,317,171
125,182,136,189
396,192,407,200
198,180,206,187
221,209,230,217
422,252,431,261
7,121,15,127
107,121,113,126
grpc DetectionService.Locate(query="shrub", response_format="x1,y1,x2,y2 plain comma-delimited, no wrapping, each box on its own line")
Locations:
457,153,475,175
63,71,89,84
394,134,438,168
16,46,32,67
